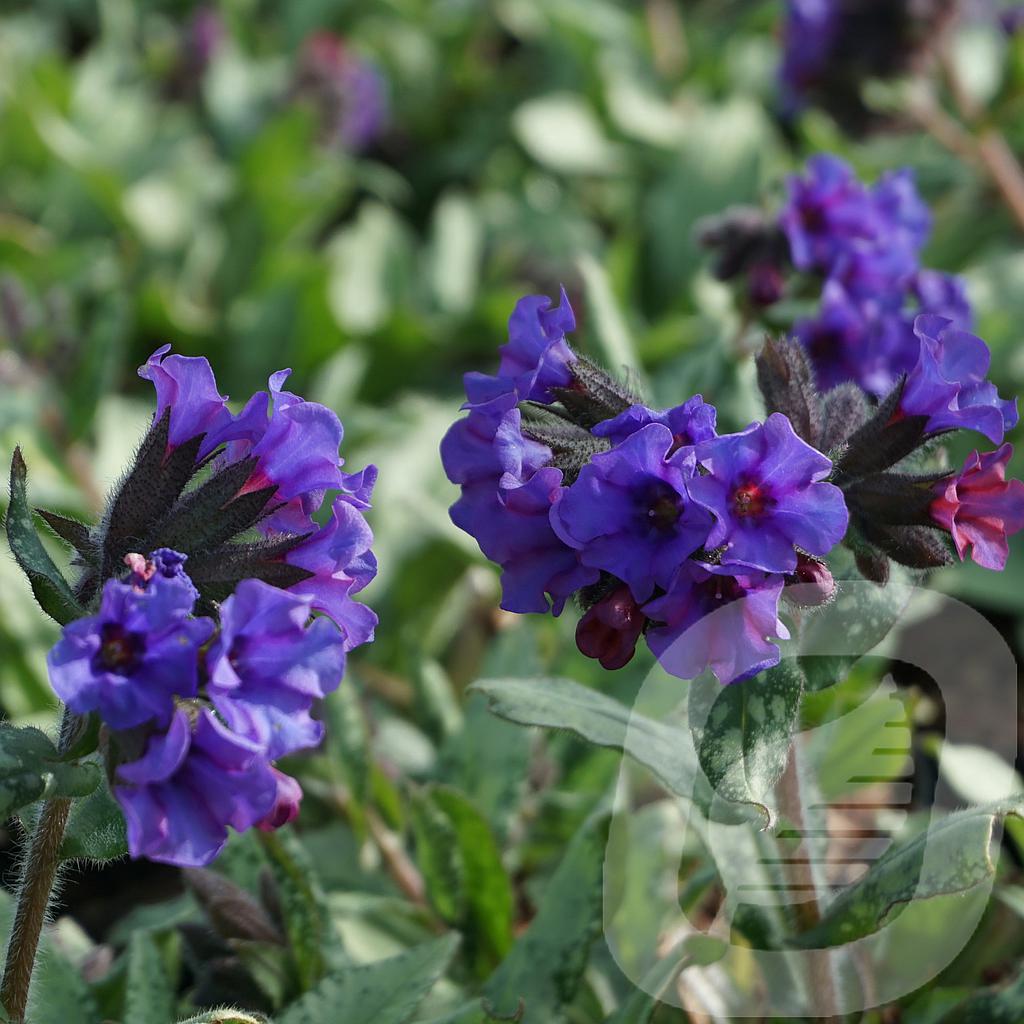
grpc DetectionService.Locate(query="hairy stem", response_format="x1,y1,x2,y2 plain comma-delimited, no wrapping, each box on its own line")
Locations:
1,709,78,1023
1,797,71,1022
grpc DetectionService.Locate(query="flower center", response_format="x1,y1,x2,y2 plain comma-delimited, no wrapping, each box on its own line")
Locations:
732,482,767,518
645,487,682,531
97,623,145,675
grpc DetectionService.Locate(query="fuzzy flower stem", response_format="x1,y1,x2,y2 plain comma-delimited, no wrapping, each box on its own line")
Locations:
1,709,78,1023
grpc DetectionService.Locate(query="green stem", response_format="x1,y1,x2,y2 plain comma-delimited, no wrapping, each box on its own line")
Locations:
1,709,78,1023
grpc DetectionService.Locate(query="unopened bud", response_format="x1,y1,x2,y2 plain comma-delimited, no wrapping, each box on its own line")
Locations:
755,335,823,448
855,547,890,586
258,768,303,832
747,264,785,308
785,555,835,607
576,586,645,671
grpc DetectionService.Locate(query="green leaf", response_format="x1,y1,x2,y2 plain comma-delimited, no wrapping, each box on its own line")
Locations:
430,786,514,976
275,934,459,1024
576,252,646,389
5,448,82,625
258,830,332,990
792,800,1024,949
604,954,685,1024
0,724,100,820
60,770,128,862
323,681,370,821
468,677,699,801
124,932,175,1024
688,660,804,827
481,814,610,1023
408,788,462,923
513,93,626,175
799,569,914,691
937,963,1024,1023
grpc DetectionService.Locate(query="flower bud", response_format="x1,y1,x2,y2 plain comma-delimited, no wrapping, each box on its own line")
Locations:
755,335,823,448
748,264,785,308
785,554,835,607
576,586,646,670
258,769,303,832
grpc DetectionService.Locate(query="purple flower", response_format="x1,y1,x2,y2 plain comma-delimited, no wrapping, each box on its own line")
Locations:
689,413,849,573
912,270,973,329
232,369,346,530
139,347,268,460
495,468,600,614
258,768,304,832
781,157,928,287
114,709,277,867
1001,6,1024,35
441,406,594,614
206,579,346,760
795,280,874,393
297,33,388,152
644,564,790,685
47,565,213,731
124,547,199,600
900,315,1019,444
779,0,840,112
931,443,1024,571
463,290,577,416
781,155,878,272
871,168,932,260
591,395,717,451
796,280,919,396
550,424,713,603
282,496,378,651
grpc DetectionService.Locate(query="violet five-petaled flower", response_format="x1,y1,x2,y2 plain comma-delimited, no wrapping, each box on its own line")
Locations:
689,413,849,574
441,293,598,615
645,564,790,686
206,579,347,760
114,709,278,867
47,568,213,731
551,424,713,603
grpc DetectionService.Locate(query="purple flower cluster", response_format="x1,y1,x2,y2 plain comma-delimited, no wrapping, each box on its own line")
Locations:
46,351,377,866
442,293,849,684
295,33,388,152
778,0,956,132
49,557,340,866
782,156,972,396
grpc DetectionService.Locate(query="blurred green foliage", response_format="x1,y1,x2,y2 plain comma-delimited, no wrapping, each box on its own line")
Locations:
2,0,1024,1021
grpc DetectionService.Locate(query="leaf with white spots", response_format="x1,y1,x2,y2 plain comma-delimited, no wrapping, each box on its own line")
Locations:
688,661,804,828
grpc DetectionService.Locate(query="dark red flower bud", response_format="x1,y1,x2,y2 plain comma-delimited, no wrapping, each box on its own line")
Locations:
576,586,646,671
785,554,835,607
748,264,786,308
